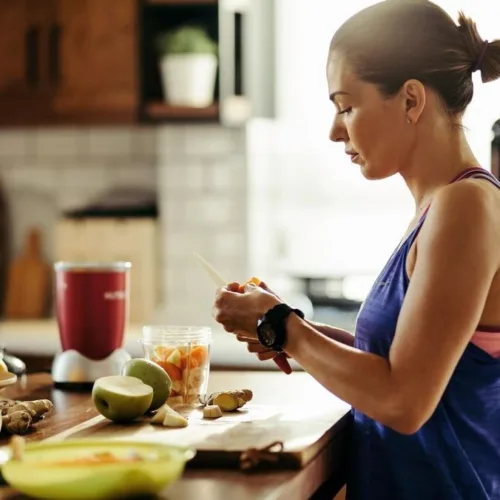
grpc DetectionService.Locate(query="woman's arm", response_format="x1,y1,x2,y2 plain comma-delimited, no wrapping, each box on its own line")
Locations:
282,181,499,434
305,320,355,347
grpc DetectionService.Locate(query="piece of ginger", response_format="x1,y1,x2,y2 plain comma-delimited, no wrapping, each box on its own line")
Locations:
5,400,53,422
206,390,253,412
2,411,32,435
203,405,223,419
0,398,53,435
1,399,53,419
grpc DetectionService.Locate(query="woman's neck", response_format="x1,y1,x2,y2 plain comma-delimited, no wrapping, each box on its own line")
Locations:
400,121,479,213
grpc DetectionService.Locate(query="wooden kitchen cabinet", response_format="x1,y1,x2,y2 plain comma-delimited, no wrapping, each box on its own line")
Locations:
52,0,139,124
0,0,231,126
0,0,56,125
0,0,138,126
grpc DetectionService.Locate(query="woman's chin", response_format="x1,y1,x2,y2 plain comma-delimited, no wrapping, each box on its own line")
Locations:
360,163,395,181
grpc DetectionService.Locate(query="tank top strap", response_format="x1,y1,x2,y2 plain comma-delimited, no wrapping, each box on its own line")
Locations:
454,166,500,188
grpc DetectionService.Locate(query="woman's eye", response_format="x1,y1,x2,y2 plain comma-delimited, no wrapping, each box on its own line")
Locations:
339,107,352,115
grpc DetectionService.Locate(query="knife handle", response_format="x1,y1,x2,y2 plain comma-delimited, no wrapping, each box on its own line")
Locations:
274,353,292,374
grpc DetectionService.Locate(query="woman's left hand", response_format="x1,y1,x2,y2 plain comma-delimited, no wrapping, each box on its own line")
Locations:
213,282,281,336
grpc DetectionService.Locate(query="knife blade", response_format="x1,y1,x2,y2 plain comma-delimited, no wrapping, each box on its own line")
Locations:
193,252,227,287
193,252,292,375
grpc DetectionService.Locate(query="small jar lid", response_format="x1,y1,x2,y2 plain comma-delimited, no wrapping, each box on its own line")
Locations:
54,261,132,272
142,325,212,344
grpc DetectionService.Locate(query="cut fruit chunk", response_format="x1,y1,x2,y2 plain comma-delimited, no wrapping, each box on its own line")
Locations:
151,404,188,428
92,376,153,423
166,349,182,369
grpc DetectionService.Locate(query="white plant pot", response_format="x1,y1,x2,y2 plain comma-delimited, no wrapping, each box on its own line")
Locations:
159,53,218,107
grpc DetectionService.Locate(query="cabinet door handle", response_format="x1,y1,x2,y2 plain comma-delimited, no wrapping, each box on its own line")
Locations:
25,26,40,87
48,24,61,85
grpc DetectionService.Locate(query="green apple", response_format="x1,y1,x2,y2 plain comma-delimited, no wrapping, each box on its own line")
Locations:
92,375,153,423
121,358,172,411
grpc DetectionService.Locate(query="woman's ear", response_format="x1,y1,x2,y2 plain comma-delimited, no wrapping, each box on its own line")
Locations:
401,79,426,124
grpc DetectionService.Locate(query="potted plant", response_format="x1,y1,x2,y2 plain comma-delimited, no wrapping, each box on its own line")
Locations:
156,25,218,108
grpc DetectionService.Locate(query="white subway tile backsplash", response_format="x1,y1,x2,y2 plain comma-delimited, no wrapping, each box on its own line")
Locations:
158,164,186,191
88,128,134,157
185,163,205,191
58,164,110,189
34,129,86,158
208,162,234,191
183,125,237,157
0,132,32,159
131,127,158,159
156,126,186,160
113,163,157,189
161,200,186,233
185,197,235,226
4,165,57,192
213,232,246,259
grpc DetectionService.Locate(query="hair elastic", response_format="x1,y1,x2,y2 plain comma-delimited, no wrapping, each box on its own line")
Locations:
472,40,489,72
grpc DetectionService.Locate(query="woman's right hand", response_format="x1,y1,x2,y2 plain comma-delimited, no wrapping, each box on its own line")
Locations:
228,281,291,361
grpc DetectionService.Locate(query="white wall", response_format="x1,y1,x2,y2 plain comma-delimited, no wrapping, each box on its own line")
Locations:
248,0,500,299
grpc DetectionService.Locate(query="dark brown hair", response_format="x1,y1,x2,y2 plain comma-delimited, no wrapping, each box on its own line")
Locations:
329,0,500,115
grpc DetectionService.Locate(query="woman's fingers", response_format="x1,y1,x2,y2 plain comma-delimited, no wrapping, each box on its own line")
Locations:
235,332,257,342
234,333,278,361
226,282,240,292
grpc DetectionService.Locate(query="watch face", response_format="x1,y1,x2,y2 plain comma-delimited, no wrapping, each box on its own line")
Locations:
258,322,276,348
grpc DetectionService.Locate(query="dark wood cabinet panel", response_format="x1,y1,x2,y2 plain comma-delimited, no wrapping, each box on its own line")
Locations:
0,0,30,98
52,0,139,123
0,0,56,125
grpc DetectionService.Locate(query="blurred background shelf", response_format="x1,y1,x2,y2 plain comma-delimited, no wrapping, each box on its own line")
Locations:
144,0,217,5
143,102,219,121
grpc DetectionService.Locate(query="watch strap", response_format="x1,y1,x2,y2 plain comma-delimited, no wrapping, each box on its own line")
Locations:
257,303,304,351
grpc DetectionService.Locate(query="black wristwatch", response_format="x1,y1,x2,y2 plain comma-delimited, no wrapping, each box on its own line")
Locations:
256,303,305,352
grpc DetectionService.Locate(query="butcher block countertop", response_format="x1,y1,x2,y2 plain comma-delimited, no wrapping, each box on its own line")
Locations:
0,371,352,500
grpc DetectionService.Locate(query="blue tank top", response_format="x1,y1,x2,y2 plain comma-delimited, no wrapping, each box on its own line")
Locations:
347,167,500,500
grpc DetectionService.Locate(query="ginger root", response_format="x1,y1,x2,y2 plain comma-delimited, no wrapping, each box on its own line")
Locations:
2,411,32,435
206,390,253,412
2,400,53,422
0,399,53,435
203,404,223,419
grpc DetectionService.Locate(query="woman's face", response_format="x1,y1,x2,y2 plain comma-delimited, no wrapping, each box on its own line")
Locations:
327,52,414,180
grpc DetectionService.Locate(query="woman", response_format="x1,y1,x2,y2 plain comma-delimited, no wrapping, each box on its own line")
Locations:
213,1,500,499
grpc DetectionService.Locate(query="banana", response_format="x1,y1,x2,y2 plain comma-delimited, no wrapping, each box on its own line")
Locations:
187,367,204,390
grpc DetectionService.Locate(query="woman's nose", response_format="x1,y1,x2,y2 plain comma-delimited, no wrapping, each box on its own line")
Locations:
329,116,348,143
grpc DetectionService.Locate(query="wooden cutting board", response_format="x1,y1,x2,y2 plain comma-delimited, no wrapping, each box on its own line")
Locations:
45,402,351,471
3,227,51,319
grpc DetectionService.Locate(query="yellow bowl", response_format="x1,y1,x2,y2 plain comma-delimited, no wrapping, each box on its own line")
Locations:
1,439,195,500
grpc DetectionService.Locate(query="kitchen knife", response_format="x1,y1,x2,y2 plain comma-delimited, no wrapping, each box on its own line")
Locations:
193,252,292,375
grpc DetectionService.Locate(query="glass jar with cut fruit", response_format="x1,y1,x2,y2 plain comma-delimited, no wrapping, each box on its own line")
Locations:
141,326,211,407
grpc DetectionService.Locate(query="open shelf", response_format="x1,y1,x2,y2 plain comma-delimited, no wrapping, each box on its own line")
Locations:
143,101,219,121
139,1,219,123
144,0,217,6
